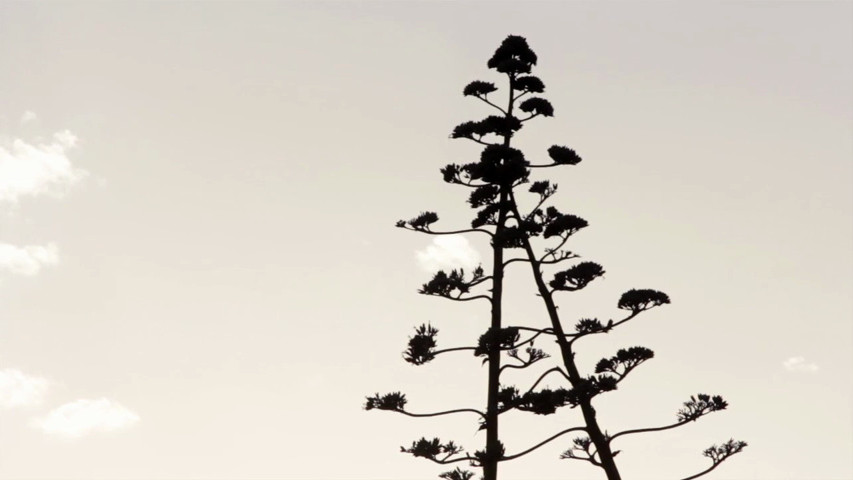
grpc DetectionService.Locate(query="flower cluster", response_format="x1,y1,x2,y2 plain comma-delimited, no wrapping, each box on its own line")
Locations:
574,318,610,334
541,206,589,239
498,386,574,415
550,262,605,291
548,145,582,165
404,324,439,365
519,97,554,117
463,81,498,97
595,346,655,377
398,211,439,231
703,439,748,464
487,35,537,74
474,327,520,357
439,468,475,480
451,116,523,140
420,267,484,298
401,437,464,461
617,289,671,312
365,392,407,411
515,75,545,93
677,394,729,422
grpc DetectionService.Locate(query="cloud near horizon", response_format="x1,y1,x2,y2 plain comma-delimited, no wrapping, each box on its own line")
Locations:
0,368,49,408
0,242,60,276
416,235,481,272
34,398,140,438
0,129,88,204
783,356,819,373
20,111,37,124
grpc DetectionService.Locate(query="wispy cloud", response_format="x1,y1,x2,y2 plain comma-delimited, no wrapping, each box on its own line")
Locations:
20,111,37,124
783,356,819,373
416,235,481,272
0,129,88,204
0,242,59,276
34,398,140,438
0,368,49,408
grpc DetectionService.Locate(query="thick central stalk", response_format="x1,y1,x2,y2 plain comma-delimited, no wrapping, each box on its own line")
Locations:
483,190,508,480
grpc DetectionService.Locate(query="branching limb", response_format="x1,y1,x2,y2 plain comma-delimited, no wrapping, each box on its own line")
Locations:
397,224,495,238
433,346,477,356
443,294,492,303
525,366,571,392
539,234,572,262
560,436,605,466
679,440,748,480
511,90,531,103
474,95,508,115
500,427,587,461
518,113,541,122
593,346,654,386
500,343,550,374
398,408,487,420
527,162,562,168
511,326,556,336
568,311,639,347
609,394,731,444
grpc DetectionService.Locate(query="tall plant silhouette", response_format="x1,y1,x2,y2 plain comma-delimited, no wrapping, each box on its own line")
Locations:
366,35,745,480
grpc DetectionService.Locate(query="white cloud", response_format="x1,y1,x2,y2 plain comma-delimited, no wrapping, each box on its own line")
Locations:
34,398,140,438
0,130,87,203
0,242,59,276
783,356,819,373
20,111,37,124
416,235,481,272
0,368,49,408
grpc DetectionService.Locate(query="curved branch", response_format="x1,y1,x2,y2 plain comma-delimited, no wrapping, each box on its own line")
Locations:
501,427,586,461
398,408,486,420
568,311,640,347
475,95,508,115
447,294,492,303
680,463,725,480
527,162,560,168
499,362,531,374
511,326,556,336
525,367,571,393
539,235,572,263
401,226,494,238
434,346,477,356
423,455,476,466
609,418,693,443
460,135,499,147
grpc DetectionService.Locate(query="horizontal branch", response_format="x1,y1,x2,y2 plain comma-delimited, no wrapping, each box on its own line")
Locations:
527,163,561,168
433,346,477,356
398,408,486,420
609,418,693,443
501,426,586,461
400,225,494,238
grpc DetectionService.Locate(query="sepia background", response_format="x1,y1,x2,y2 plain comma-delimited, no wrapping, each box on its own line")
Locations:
1,2,851,479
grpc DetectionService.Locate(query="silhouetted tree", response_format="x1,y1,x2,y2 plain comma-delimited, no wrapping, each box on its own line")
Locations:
366,35,745,480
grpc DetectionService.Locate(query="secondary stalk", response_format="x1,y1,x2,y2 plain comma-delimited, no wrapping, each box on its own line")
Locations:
507,192,622,480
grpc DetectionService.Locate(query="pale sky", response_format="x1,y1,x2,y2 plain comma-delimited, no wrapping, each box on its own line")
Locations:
1,2,851,479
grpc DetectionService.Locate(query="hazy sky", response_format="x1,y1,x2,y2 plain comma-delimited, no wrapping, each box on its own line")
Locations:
1,2,851,479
